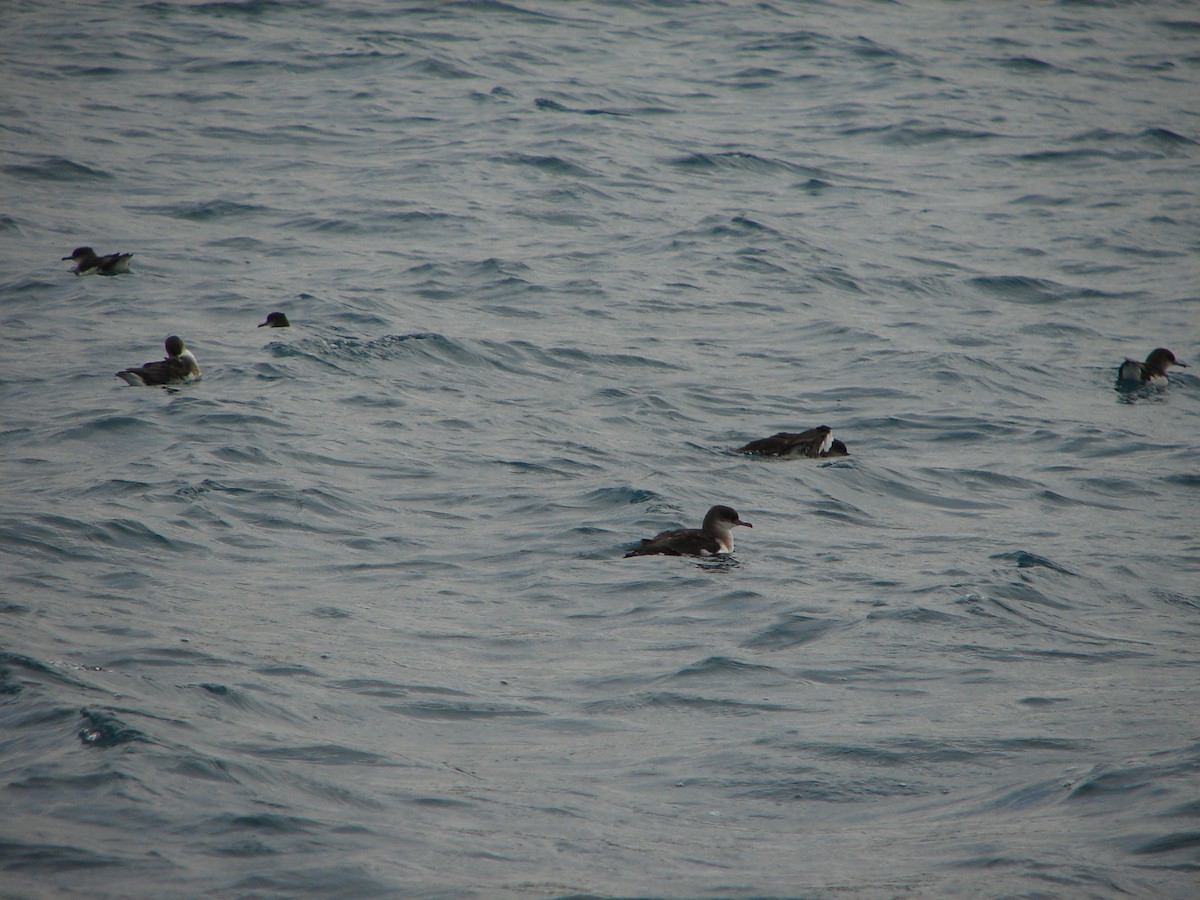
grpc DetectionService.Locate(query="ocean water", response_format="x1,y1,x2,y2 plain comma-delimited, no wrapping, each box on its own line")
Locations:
2,0,1198,896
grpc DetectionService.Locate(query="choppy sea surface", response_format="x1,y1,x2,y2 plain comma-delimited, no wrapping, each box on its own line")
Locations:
2,1,1198,897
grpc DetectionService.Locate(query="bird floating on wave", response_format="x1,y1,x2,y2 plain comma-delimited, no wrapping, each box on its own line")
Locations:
258,311,290,328
63,246,133,276
116,336,201,386
624,505,752,557
735,425,848,458
1117,348,1188,386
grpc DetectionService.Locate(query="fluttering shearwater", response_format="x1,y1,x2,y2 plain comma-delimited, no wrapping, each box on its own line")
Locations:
1117,348,1188,386
63,246,133,276
736,425,847,458
258,312,290,328
116,336,201,386
624,505,752,557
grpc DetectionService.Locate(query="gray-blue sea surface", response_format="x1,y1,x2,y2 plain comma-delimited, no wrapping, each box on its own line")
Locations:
2,1,1198,897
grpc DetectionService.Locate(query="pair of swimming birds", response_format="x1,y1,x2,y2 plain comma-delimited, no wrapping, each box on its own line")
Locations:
113,315,289,386
625,426,846,557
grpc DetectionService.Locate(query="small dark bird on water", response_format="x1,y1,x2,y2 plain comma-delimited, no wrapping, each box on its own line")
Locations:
624,505,752,557
63,246,133,276
736,425,847,458
116,336,201,386
1117,348,1188,386
258,312,290,328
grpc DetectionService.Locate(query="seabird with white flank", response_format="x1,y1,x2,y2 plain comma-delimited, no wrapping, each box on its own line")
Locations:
624,505,752,557
63,247,133,276
116,336,201,386
258,312,290,328
1117,348,1188,386
736,425,847,458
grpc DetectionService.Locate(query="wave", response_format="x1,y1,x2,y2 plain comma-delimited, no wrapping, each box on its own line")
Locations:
997,55,1063,72
2,157,111,181
191,0,319,15
134,199,269,222
841,123,1002,144
667,151,830,178
968,275,1125,305
742,614,844,650
494,152,598,177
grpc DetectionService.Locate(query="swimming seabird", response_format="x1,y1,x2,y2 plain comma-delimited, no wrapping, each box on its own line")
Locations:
258,312,290,328
1117,348,1188,385
624,505,752,557
116,336,201,386
63,247,133,276
736,425,847,458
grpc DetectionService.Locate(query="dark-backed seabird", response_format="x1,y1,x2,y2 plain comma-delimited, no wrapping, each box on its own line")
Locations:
258,312,290,328
116,336,201,386
624,505,752,557
1117,348,1188,386
63,246,133,276
736,425,847,458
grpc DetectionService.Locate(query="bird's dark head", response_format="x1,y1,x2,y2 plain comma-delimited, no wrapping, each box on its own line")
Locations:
1146,348,1187,375
706,505,752,530
259,312,290,328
